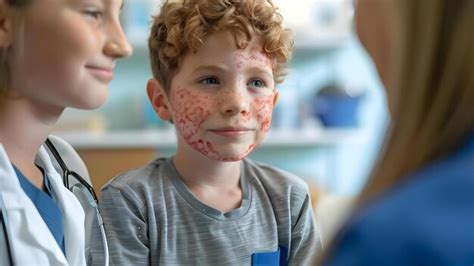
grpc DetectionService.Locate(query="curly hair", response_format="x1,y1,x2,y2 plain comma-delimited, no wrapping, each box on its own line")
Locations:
148,0,294,93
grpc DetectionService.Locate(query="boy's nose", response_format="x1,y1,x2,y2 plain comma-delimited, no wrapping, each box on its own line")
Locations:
219,89,251,117
104,22,133,58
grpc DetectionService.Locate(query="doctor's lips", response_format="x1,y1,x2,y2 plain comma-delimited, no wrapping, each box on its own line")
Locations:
86,65,114,82
209,126,253,137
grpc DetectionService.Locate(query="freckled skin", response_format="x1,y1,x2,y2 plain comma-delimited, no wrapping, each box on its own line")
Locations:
170,41,276,162
171,85,275,161
253,92,275,134
234,47,272,70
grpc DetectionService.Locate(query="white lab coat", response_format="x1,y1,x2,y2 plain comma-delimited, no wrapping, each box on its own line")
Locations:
0,144,86,265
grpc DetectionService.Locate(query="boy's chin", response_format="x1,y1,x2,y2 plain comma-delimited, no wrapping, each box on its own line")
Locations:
214,156,244,162
198,145,256,162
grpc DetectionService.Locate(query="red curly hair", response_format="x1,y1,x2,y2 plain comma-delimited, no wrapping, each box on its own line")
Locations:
148,0,294,93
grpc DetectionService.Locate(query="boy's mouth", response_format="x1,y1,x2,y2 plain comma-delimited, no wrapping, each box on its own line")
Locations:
209,127,253,137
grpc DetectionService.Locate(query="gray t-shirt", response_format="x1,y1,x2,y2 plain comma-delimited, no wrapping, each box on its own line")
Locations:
93,157,321,265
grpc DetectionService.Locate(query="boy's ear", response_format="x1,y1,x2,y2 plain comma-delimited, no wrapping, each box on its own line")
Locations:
272,90,279,107
146,78,172,121
0,1,14,47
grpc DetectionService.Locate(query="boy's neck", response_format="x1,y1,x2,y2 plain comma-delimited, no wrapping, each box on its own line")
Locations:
172,149,242,188
172,150,244,213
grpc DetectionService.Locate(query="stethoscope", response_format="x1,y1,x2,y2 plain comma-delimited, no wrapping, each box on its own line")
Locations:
0,138,102,266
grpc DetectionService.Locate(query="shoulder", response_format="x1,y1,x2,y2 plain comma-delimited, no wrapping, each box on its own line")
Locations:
105,157,170,188
243,159,310,211
244,158,309,194
331,150,474,264
101,157,171,203
372,148,474,224
363,145,474,223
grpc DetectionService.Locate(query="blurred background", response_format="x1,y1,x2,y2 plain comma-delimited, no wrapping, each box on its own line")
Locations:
54,0,389,197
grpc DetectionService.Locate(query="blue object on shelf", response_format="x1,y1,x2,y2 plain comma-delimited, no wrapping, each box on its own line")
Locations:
313,94,363,127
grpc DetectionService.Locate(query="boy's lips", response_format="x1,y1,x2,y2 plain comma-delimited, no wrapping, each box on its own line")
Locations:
209,127,253,137
86,65,114,82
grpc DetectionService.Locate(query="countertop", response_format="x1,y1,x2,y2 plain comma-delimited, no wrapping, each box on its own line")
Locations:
52,127,365,149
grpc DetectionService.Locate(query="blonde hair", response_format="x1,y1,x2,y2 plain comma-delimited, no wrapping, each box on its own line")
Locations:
361,0,474,203
148,0,293,93
0,0,30,103
320,0,474,263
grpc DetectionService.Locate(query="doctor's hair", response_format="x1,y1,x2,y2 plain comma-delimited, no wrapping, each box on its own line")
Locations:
148,0,294,93
319,1,474,262
360,0,474,205
0,0,30,103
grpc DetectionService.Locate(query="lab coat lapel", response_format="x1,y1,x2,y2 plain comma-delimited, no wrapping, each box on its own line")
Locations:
37,146,86,266
0,144,69,265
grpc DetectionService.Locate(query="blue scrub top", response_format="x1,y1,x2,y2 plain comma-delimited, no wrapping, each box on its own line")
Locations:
325,132,474,266
14,165,66,254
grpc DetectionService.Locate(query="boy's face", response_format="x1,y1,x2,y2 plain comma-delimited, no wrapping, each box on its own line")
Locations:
153,31,278,162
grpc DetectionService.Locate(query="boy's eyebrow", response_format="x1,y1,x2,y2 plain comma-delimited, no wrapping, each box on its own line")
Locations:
245,66,274,80
246,65,273,73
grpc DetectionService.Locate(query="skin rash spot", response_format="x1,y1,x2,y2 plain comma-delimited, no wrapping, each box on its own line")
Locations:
169,44,275,162
170,86,275,162
233,47,272,70
253,93,274,134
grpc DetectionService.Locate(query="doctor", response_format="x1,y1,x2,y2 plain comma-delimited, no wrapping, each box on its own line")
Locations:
0,0,131,265
321,0,474,265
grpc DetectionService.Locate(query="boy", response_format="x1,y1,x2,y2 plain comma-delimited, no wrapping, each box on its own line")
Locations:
97,0,321,264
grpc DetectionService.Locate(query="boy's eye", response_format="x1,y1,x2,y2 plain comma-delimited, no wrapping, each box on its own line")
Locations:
199,77,219,85
248,79,265,88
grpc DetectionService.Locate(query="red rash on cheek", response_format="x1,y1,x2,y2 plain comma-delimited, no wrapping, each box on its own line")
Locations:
253,92,275,134
171,87,211,140
171,87,216,158
171,46,274,162
171,87,249,161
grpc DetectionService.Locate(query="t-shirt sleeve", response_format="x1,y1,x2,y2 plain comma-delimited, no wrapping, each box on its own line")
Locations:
288,190,322,265
97,185,150,265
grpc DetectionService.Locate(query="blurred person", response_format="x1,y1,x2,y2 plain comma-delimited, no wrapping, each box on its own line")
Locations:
322,0,474,265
